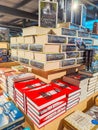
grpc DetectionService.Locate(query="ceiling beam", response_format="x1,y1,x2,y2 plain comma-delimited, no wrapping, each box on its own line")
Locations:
0,22,22,29
0,5,38,21
14,0,32,8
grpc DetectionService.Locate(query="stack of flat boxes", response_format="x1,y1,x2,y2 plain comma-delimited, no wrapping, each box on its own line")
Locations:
10,26,92,71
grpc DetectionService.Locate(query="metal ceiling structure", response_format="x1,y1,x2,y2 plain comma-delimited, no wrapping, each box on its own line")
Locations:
0,0,98,32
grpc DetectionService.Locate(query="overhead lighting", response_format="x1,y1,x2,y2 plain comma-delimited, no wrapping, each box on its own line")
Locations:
72,0,78,10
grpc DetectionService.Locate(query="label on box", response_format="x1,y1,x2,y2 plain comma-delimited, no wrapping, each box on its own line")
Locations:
30,60,44,69
19,44,28,50
90,33,98,39
77,58,85,64
82,39,93,45
62,28,77,36
62,45,76,52
20,58,29,64
60,59,76,67
48,35,67,43
11,56,18,61
66,52,79,58
46,53,64,61
78,31,89,37
10,44,18,49
30,44,43,52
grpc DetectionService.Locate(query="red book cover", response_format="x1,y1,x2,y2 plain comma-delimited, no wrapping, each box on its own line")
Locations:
25,83,66,113
27,106,66,128
27,102,66,122
27,97,66,116
52,80,81,97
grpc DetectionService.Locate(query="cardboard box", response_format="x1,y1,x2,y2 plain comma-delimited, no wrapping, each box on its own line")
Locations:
0,42,8,49
17,36,24,44
30,60,60,71
18,50,25,58
11,49,18,57
24,36,34,44
10,37,17,44
34,53,65,62
24,51,34,60
29,44,60,53
23,26,51,36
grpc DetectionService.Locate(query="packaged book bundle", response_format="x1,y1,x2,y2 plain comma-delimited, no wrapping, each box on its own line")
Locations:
14,77,81,128
52,80,81,110
7,73,35,100
14,79,67,128
14,78,46,112
63,73,89,101
0,94,24,130
64,110,95,130
87,76,98,97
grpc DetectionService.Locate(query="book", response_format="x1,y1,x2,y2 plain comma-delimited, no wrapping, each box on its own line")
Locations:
29,44,60,53
34,53,65,62
52,80,81,98
64,110,95,130
63,73,89,86
30,60,60,71
79,70,98,77
0,101,24,130
25,83,66,115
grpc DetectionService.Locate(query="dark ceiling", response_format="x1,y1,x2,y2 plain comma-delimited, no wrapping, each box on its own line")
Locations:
0,0,98,34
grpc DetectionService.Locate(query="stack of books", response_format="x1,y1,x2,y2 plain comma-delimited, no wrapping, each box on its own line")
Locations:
79,70,98,96
64,110,95,130
14,78,46,112
87,76,98,97
25,82,67,128
0,69,20,93
0,95,25,130
7,73,35,100
63,73,89,101
52,80,81,110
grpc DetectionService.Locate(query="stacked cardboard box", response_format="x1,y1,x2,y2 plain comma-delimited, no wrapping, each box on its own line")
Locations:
10,26,92,71
63,73,89,101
